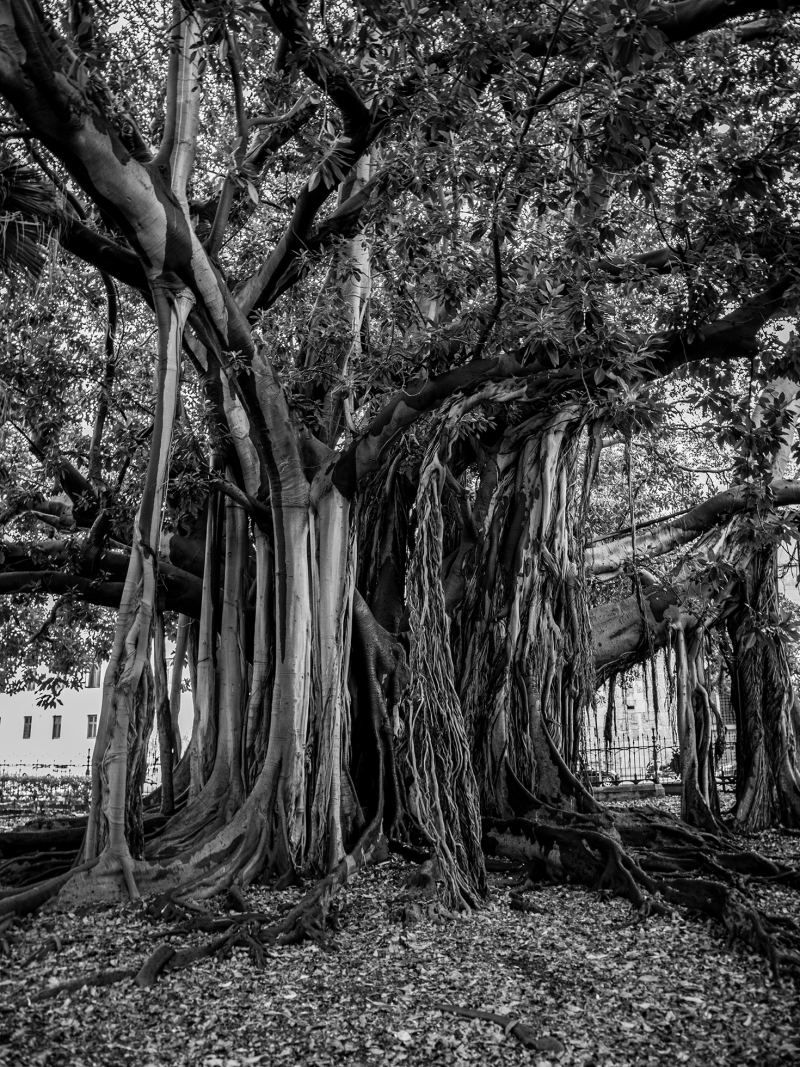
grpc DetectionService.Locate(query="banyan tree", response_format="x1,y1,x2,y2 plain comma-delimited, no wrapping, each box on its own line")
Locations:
2,0,800,974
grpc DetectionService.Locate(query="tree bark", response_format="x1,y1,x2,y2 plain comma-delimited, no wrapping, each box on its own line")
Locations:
154,612,175,818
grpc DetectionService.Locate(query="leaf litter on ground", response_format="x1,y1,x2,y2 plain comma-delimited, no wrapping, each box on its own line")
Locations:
1,798,799,1067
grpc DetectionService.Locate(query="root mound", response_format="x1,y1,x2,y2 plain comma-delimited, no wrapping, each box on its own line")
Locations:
483,803,800,979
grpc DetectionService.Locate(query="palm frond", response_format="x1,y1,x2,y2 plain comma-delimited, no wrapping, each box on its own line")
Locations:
0,149,55,280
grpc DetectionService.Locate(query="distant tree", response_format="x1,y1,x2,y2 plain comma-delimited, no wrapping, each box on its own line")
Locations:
2,0,800,966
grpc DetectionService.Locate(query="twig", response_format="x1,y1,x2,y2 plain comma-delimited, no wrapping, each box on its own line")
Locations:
431,1002,558,1052
31,967,138,1001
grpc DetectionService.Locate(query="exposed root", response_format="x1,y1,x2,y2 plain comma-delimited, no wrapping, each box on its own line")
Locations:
508,892,549,915
0,851,77,888
21,932,72,966
38,806,390,1000
146,779,240,860
135,944,175,987
0,859,100,919
483,809,800,979
0,813,175,893
30,966,139,1002
0,825,86,859
50,851,146,909
432,1003,564,1054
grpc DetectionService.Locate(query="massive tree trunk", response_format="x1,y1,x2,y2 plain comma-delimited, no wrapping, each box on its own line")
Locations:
728,548,800,831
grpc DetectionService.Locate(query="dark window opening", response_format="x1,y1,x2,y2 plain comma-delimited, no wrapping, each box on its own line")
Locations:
87,714,97,739
22,716,32,739
52,715,62,740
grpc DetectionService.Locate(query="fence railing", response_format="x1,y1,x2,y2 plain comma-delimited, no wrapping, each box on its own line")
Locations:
0,755,161,829
583,727,738,792
0,760,91,827
1,727,741,828
584,732,673,787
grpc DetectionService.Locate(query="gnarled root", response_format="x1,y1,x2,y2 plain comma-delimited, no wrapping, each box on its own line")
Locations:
483,808,800,979
51,851,143,909
0,858,100,919
81,809,387,998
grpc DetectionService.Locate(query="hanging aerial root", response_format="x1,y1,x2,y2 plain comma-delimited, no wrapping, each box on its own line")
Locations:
482,812,800,979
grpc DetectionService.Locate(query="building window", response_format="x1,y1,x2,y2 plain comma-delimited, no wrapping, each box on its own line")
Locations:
52,715,62,740
87,714,97,739
23,716,32,739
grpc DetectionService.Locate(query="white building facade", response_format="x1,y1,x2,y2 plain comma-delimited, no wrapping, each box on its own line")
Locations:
0,673,194,773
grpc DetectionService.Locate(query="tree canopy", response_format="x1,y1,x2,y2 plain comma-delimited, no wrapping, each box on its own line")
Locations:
2,0,800,976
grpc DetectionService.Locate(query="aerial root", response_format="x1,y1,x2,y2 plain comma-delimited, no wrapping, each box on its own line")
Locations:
118,853,141,902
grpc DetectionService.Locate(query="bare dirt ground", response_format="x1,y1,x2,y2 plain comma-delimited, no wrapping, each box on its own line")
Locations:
1,799,799,1067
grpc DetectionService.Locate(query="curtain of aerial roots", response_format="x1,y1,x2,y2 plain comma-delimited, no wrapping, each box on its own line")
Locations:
403,434,487,910
149,480,248,860
459,409,596,816
79,288,193,901
729,547,800,831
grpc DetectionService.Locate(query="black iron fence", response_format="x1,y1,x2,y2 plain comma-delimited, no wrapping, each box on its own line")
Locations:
584,732,673,787
0,755,162,829
584,726,738,792
2,727,741,828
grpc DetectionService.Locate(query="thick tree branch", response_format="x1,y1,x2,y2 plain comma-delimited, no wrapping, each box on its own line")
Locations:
511,0,798,59
241,165,386,312
331,273,796,497
654,273,796,377
589,479,800,576
592,583,681,682
233,1,378,313
258,1,369,137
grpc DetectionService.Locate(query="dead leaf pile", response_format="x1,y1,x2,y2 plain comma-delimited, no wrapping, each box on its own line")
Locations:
0,798,798,1066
